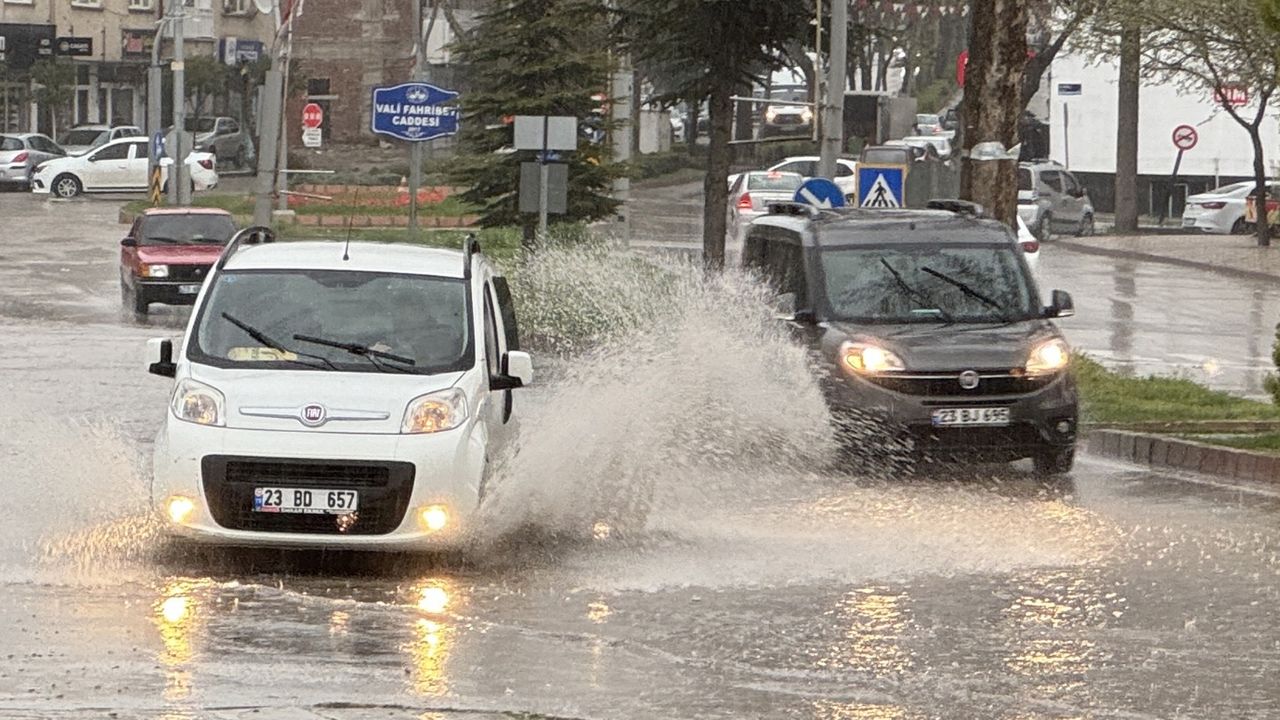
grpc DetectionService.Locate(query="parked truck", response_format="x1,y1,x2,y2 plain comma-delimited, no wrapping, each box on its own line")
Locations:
842,92,917,148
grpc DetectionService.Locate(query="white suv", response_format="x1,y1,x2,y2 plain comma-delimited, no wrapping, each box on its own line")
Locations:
145,229,533,550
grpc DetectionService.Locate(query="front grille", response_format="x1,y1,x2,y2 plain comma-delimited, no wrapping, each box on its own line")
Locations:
865,370,1053,398
202,456,414,535
168,264,212,282
771,114,804,125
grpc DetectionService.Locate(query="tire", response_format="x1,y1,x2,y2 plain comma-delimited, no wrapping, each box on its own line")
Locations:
1077,213,1095,237
122,277,149,317
1033,446,1074,476
52,174,82,199
1231,217,1248,235
1036,213,1054,242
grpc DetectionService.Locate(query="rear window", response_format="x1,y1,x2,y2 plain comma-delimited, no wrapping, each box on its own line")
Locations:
0,136,22,151
747,173,803,191
141,214,236,246
61,129,107,146
1018,168,1033,191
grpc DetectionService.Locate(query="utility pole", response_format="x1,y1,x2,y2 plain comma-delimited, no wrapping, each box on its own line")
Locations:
409,0,433,240
252,2,286,227
170,0,189,206
609,1,633,247
275,3,297,213
818,0,847,178
148,14,168,204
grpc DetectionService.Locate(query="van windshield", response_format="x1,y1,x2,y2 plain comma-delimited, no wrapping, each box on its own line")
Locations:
820,243,1039,323
190,269,472,374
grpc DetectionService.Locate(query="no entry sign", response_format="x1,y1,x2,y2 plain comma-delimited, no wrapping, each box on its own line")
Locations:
302,102,324,130
1172,124,1198,151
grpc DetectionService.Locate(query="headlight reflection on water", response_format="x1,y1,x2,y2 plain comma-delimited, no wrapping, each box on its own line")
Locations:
153,580,208,703
403,578,461,697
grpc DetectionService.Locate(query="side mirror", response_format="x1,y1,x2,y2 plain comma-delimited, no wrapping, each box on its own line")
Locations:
491,350,533,390
1046,289,1075,318
147,337,177,377
790,308,818,325
121,236,137,247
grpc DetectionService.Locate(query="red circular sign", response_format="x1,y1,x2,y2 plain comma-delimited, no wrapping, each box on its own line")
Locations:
1172,124,1198,151
302,102,324,129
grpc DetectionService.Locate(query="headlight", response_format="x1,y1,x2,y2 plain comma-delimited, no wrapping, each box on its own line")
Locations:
171,378,225,426
1026,338,1070,376
141,264,170,278
765,108,779,122
839,341,906,375
801,108,814,123
402,388,468,434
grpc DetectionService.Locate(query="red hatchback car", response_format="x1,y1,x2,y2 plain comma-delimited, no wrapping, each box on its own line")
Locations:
120,208,236,316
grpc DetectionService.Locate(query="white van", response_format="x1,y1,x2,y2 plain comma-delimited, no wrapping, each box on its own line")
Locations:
145,228,533,550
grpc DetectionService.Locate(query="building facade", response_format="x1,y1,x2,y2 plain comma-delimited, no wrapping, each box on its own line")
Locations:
1,0,273,138
286,0,482,145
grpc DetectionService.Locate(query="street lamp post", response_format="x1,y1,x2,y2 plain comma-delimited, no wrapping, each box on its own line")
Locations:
818,0,847,178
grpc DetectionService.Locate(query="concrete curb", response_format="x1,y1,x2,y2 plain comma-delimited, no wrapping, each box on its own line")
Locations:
1056,238,1280,284
1088,429,1280,483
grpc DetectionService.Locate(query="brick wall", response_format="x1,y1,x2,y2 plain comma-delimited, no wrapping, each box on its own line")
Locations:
288,0,416,144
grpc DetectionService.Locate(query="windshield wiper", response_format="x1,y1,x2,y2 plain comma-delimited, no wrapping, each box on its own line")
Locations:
920,266,1010,322
143,236,181,244
877,259,955,323
292,334,416,373
220,313,337,371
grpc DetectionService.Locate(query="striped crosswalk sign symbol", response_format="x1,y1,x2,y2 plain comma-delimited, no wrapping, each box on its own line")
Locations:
861,173,901,208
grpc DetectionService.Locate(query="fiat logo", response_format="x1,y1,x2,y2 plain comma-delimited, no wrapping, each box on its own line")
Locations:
958,370,981,390
300,404,327,426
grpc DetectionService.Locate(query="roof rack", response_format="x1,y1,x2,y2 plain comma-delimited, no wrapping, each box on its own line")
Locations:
925,199,985,217
215,225,276,271
462,233,480,280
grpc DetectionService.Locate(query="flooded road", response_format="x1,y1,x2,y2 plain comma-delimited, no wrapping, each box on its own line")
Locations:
2,192,1279,719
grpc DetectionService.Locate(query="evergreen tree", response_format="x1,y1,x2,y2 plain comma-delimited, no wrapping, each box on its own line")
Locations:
451,0,623,237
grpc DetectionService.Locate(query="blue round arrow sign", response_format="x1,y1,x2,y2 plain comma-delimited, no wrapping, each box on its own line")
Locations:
794,177,846,209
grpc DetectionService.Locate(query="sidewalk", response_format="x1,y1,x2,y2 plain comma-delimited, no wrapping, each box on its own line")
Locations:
1057,232,1280,283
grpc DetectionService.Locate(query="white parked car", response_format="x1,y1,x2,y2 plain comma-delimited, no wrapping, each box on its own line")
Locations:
726,171,805,249
727,157,858,200
1016,215,1041,276
30,137,217,198
900,134,953,160
146,230,533,550
1181,181,1265,235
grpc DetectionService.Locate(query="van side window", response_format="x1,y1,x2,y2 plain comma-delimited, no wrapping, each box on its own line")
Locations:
743,236,768,272
764,239,807,305
492,276,520,351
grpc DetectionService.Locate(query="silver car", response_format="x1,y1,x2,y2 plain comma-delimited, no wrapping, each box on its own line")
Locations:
185,116,256,170
0,133,67,190
1017,160,1095,241
59,124,144,157
726,170,805,248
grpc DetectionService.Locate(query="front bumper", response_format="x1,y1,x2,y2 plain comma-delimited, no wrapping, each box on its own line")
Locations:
135,279,205,306
824,368,1078,462
152,418,485,550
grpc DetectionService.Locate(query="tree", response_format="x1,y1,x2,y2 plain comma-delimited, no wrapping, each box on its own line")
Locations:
1022,1,1103,111
183,55,228,125
619,0,809,270
450,0,623,241
959,0,1028,226
1127,0,1280,246
1113,23,1141,233
28,59,76,138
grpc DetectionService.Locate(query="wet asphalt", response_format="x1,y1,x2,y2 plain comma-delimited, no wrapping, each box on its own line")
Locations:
1,189,1279,719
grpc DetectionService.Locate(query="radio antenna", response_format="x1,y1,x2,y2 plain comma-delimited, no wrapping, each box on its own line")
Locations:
342,186,359,261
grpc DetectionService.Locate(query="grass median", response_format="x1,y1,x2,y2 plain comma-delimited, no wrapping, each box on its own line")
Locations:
1075,354,1280,425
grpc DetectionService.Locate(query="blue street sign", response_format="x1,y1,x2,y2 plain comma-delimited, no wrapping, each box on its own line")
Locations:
857,166,905,209
151,131,166,161
794,177,846,209
371,82,460,142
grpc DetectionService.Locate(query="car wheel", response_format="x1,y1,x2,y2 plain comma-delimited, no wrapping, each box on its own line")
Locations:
1033,446,1074,476
53,174,82,199
1077,213,1095,237
1036,213,1054,242
1231,217,1249,235
121,277,149,317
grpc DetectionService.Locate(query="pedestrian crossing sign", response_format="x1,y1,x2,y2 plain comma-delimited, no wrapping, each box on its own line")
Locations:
857,165,905,209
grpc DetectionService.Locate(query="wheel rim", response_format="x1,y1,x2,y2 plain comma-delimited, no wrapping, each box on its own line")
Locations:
55,177,77,197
